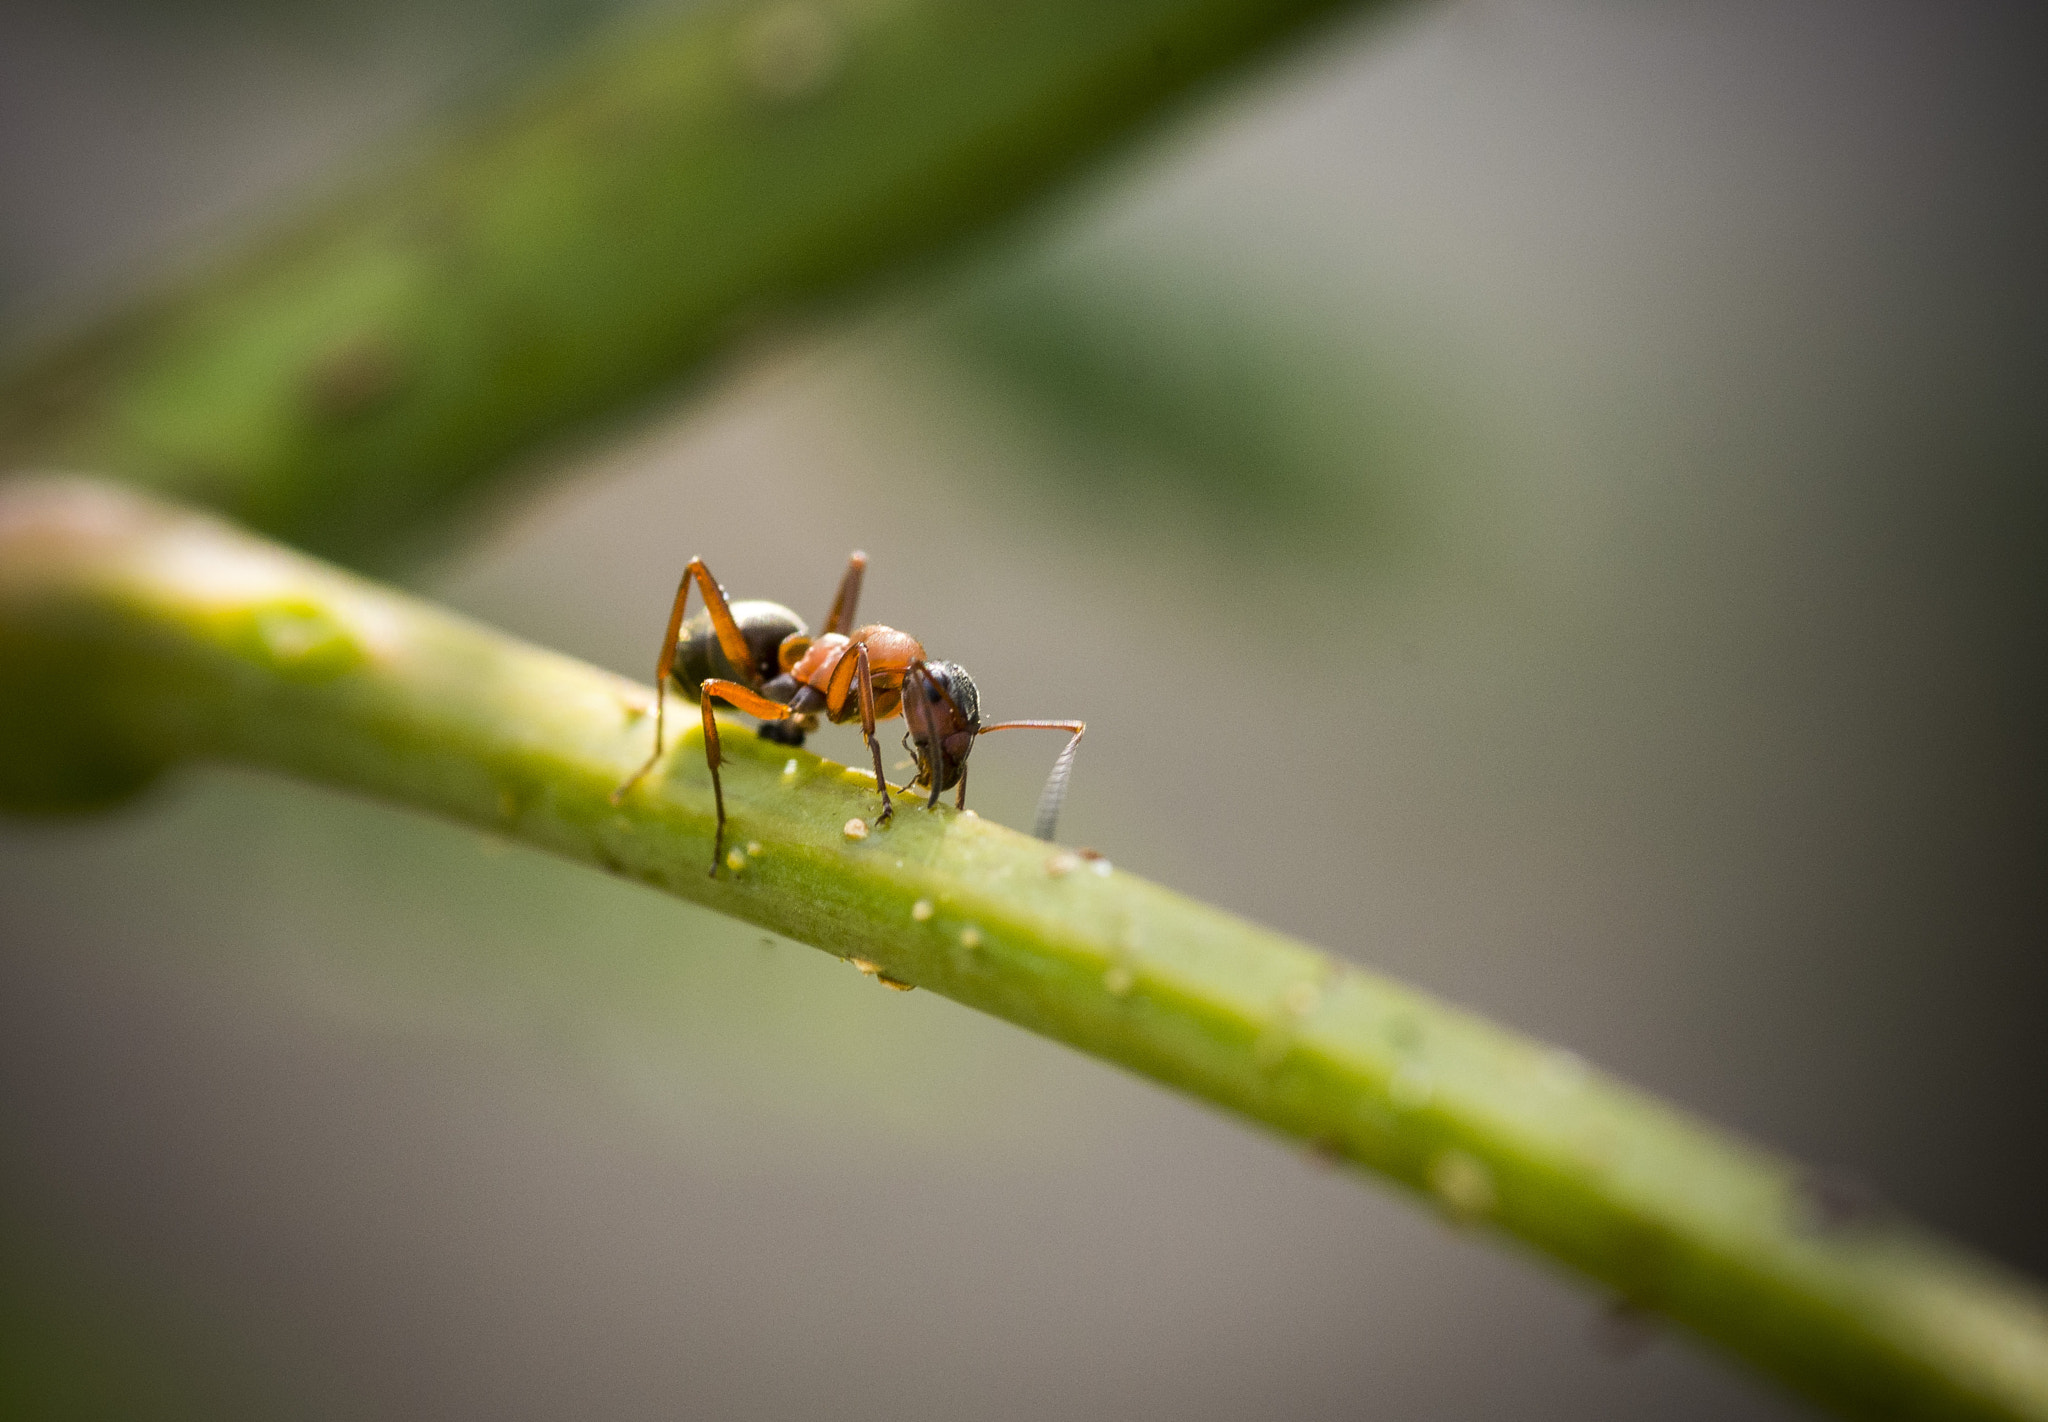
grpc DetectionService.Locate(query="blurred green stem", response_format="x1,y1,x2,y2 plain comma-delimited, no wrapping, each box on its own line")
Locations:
4,477,2046,1421
0,0,1372,566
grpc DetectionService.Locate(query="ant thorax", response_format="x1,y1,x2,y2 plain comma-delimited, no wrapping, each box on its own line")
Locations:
784,626,925,725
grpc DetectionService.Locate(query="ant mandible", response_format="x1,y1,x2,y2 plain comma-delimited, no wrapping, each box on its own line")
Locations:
612,550,1085,876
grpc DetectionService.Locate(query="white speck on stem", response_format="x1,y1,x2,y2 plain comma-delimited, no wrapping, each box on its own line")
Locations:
911,899,934,922
959,926,982,949
843,818,868,840
1103,965,1135,996
1431,1150,1497,1223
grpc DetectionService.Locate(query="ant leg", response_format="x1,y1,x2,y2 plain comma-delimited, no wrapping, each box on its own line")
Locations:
976,721,1086,841
817,636,895,825
613,558,757,803
850,642,895,827
821,550,867,636
893,733,925,795
698,678,797,876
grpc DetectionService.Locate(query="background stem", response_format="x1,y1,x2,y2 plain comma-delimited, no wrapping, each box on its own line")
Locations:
0,0,1371,566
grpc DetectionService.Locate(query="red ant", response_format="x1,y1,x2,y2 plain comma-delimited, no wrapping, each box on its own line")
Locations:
613,551,1084,876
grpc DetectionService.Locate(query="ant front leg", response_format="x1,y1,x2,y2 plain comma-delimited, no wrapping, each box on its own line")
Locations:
698,679,798,876
613,557,758,803
850,642,895,827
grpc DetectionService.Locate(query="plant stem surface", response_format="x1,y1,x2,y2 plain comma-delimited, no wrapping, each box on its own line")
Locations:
3,478,2045,1421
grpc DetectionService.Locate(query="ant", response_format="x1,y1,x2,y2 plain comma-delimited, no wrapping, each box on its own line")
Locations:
612,551,1085,876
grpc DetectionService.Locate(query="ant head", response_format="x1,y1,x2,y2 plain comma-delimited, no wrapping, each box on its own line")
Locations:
903,659,980,793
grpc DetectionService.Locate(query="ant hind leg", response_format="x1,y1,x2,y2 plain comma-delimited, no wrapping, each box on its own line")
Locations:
613,557,757,803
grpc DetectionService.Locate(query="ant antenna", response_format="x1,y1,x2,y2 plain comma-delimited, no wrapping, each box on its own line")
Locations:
1031,728,1083,841
976,720,1086,842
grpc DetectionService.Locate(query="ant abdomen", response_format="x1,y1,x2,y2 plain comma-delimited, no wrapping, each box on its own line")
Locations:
672,599,804,697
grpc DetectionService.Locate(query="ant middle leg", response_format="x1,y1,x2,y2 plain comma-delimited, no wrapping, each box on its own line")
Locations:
822,550,867,636
698,678,797,876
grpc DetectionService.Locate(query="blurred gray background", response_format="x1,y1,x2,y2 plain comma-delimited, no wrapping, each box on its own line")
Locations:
2,0,2045,1416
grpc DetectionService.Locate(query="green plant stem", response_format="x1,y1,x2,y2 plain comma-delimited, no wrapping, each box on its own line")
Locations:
5,477,2047,1422
0,0,1373,566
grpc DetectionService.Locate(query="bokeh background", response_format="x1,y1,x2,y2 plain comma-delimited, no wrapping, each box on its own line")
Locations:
3,0,2045,1416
